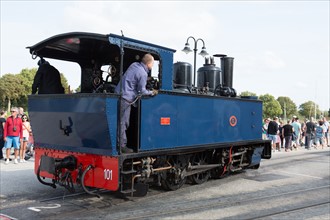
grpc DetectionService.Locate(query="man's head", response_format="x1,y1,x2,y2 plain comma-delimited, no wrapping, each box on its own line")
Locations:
0,109,6,116
142,54,154,70
10,107,18,117
18,107,24,115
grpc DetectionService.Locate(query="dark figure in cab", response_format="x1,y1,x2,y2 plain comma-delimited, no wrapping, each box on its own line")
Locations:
32,58,64,94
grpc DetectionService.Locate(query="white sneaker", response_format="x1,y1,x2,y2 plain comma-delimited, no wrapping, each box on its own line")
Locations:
14,159,18,164
22,159,26,163
20,159,24,163
5,159,9,164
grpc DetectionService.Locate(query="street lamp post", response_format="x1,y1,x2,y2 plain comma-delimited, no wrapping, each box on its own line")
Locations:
182,36,208,87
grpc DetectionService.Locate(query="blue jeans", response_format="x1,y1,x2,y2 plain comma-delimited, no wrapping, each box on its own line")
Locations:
305,133,313,149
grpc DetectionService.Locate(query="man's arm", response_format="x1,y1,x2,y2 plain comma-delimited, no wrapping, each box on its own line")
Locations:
137,73,153,96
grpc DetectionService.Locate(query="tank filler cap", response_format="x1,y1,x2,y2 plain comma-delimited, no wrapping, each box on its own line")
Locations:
213,54,227,58
204,57,216,66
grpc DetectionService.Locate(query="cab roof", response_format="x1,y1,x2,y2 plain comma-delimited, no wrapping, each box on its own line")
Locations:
27,32,176,63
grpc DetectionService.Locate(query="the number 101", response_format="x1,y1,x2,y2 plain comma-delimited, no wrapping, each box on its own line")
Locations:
104,169,112,180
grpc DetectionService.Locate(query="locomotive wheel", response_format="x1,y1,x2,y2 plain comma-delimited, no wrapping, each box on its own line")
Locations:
161,156,187,191
162,173,186,191
211,165,230,179
189,152,211,184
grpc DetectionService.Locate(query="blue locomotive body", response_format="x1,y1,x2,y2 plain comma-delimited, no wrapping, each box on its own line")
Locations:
140,93,262,150
29,92,262,154
27,32,271,196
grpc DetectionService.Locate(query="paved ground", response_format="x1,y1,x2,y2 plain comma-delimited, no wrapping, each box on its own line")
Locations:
0,147,329,219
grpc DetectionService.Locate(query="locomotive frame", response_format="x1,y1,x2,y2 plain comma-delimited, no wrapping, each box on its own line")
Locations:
27,32,271,197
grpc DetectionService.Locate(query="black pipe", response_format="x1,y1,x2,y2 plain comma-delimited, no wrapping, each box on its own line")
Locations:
37,166,56,189
81,165,100,198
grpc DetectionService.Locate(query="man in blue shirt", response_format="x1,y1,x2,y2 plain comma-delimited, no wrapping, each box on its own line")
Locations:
115,53,158,153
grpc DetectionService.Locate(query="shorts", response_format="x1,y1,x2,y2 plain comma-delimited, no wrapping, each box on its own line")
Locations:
23,137,29,142
4,136,20,149
315,137,324,145
268,134,277,144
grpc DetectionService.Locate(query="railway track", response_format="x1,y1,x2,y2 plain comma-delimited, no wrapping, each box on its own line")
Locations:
106,185,330,220
249,201,330,220
1,149,329,219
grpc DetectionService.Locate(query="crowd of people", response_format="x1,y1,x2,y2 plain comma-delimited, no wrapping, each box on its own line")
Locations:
262,115,330,152
0,107,33,164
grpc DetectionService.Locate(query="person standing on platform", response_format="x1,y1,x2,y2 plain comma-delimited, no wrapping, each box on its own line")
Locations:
323,117,329,147
0,109,7,160
305,119,316,150
282,120,294,152
267,117,279,152
291,117,302,147
20,114,32,163
3,107,23,164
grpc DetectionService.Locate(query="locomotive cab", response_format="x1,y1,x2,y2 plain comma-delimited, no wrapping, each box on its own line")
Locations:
27,32,173,155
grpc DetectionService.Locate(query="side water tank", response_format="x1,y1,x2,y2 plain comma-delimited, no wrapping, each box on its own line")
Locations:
173,62,192,90
197,57,222,92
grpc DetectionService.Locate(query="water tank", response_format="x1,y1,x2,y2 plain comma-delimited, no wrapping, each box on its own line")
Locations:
197,58,222,92
173,62,192,90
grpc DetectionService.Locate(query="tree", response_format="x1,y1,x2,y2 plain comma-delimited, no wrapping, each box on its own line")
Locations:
239,91,257,97
259,94,282,119
75,85,81,93
0,68,70,111
298,101,322,120
60,73,69,94
277,96,297,121
15,68,38,109
0,74,26,111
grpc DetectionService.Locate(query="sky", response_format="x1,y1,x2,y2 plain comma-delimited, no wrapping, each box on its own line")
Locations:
1,1,329,111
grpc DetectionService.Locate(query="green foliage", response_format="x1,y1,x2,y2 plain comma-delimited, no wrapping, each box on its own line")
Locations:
0,68,70,111
0,73,26,110
60,73,69,93
17,68,38,108
259,94,282,119
239,91,257,97
298,101,322,119
277,96,297,120
75,85,81,93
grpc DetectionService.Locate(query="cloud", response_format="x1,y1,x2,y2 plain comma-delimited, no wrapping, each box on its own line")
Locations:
264,51,286,69
295,81,308,89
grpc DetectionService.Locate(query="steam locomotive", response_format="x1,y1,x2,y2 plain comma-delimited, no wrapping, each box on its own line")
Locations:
27,32,271,197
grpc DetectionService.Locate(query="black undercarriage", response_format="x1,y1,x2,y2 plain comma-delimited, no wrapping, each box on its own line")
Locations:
119,141,271,196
